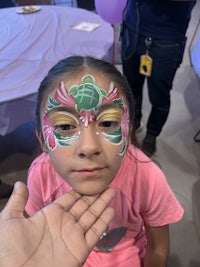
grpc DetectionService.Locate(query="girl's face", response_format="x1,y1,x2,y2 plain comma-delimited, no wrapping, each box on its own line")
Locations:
39,72,131,195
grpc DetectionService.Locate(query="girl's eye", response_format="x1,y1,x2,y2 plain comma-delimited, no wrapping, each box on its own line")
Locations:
59,124,74,131
99,120,120,132
54,124,77,136
96,108,123,132
48,111,80,137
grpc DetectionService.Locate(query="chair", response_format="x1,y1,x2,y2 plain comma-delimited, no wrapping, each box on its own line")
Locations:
0,0,16,8
194,130,200,142
17,0,53,5
53,0,74,6
77,0,95,11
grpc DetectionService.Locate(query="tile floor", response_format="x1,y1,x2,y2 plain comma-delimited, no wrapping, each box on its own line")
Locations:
0,1,200,266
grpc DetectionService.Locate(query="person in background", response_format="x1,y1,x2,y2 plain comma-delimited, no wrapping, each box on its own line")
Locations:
25,56,183,266
0,0,15,8
121,0,196,156
0,181,115,267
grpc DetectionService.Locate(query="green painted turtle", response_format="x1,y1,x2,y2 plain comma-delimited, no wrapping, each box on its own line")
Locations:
69,75,107,112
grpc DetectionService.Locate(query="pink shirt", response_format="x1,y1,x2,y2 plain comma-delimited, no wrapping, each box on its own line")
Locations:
26,145,183,267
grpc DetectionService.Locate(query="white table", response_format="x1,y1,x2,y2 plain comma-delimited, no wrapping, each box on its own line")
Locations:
0,5,114,135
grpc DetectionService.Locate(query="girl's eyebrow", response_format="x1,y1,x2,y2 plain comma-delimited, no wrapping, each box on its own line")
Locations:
97,103,123,114
47,106,78,116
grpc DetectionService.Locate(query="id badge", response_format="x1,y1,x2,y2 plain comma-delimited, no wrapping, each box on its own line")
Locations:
139,54,153,77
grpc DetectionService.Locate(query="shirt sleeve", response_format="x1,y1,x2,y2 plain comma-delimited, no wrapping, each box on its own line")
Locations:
140,162,184,227
25,160,46,216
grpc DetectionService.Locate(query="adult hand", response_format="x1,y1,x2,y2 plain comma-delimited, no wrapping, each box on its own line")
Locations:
0,182,115,267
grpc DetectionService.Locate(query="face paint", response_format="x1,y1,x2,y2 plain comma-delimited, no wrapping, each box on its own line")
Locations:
43,113,56,151
43,75,130,153
49,111,80,132
97,107,129,156
52,75,122,127
43,111,79,150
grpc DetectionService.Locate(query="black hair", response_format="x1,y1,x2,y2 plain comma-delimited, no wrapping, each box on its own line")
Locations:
35,56,138,146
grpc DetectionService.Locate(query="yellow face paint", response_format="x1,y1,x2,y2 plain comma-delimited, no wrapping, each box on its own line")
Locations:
96,107,123,133
97,107,123,121
48,111,79,138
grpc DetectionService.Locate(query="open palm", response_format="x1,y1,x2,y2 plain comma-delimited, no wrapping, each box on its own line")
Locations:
0,182,115,267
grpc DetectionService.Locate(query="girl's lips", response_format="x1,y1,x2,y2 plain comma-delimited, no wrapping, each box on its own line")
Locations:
74,167,105,176
76,168,104,172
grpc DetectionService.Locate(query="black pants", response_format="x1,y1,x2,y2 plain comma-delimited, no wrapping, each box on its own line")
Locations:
121,27,186,136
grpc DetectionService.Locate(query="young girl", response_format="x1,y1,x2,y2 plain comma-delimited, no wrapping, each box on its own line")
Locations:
25,56,183,267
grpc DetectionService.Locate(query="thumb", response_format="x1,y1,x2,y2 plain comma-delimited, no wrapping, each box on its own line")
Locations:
1,181,29,219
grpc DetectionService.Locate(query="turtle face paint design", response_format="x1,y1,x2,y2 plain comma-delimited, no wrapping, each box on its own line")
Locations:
42,75,129,154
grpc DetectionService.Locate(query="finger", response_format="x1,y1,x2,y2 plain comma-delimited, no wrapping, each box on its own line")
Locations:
69,187,115,222
85,206,115,250
1,181,28,218
77,188,115,231
54,190,82,211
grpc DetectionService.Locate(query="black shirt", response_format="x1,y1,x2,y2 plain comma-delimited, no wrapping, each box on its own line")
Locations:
124,0,196,40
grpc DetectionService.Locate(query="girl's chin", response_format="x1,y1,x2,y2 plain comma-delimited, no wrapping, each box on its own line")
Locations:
73,185,108,196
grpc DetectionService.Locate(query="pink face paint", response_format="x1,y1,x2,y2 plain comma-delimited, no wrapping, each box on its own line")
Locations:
43,113,56,150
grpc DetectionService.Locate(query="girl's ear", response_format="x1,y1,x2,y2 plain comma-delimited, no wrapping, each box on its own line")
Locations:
36,130,48,153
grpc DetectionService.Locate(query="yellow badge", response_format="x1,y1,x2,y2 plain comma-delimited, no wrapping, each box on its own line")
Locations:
139,54,153,77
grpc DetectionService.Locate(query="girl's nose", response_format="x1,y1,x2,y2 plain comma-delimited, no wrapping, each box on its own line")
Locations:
75,126,101,158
